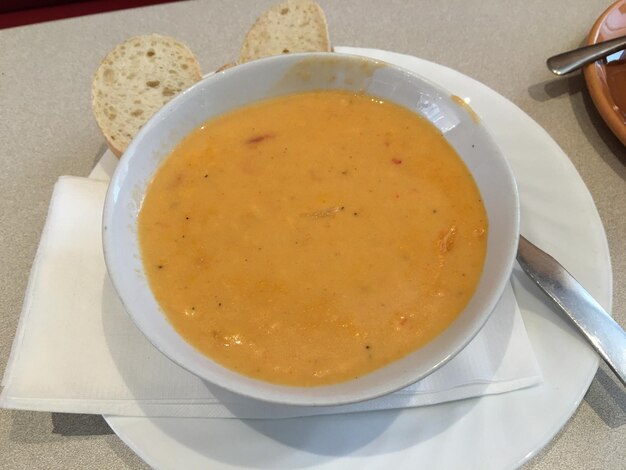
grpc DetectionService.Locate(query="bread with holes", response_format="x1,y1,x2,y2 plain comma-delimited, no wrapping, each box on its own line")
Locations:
91,34,202,157
239,0,331,64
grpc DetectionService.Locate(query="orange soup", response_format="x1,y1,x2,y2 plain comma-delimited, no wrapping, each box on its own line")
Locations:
138,90,488,386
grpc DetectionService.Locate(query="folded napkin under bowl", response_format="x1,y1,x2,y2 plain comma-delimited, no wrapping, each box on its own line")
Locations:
0,170,541,419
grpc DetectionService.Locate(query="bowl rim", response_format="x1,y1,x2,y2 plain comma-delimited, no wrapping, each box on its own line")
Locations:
102,51,520,406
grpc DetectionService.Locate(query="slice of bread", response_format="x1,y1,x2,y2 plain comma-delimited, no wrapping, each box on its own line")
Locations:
215,62,236,73
239,0,331,64
92,34,202,157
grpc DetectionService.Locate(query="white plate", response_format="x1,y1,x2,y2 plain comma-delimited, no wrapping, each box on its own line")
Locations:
102,48,612,470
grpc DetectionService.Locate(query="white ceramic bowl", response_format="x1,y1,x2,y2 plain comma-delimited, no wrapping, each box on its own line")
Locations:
103,52,519,406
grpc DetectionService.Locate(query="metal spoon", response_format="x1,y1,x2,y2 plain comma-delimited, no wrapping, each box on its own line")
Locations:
517,235,626,386
547,35,626,75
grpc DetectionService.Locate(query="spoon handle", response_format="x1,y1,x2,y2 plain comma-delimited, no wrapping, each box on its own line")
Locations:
547,35,626,75
517,235,626,386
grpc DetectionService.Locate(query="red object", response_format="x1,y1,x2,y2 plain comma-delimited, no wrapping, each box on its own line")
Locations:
0,1,183,29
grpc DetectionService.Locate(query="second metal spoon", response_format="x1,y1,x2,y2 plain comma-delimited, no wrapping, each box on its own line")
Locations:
547,35,626,75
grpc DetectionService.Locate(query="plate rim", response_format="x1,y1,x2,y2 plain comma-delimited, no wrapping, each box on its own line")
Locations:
583,0,626,146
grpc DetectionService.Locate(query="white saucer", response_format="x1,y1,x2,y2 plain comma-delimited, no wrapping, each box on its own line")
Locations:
101,47,611,470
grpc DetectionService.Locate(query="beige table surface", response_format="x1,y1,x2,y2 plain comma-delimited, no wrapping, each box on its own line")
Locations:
1,0,625,468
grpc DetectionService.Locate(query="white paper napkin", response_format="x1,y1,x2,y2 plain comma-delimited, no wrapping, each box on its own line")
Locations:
0,176,542,419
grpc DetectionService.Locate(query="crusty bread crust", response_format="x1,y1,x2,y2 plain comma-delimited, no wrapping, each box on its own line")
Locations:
215,62,237,73
239,0,331,64
91,34,202,157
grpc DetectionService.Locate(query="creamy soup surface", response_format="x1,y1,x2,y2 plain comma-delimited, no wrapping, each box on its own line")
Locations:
138,90,488,386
